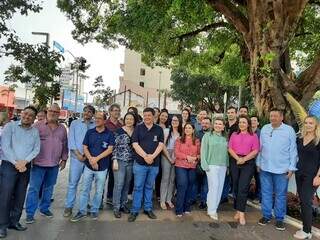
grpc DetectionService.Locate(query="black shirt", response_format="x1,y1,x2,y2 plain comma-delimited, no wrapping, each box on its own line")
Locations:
296,138,320,177
226,121,238,139
132,122,164,166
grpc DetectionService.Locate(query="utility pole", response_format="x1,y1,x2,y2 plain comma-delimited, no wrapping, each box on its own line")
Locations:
158,71,162,109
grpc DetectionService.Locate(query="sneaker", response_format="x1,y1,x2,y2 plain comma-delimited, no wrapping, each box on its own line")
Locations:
209,213,218,221
275,221,285,231
252,199,260,204
128,213,138,222
176,214,183,218
293,229,312,239
90,212,98,220
40,210,53,218
25,216,35,224
70,212,87,222
185,211,191,215
63,208,72,218
114,210,121,218
258,217,270,226
120,205,130,214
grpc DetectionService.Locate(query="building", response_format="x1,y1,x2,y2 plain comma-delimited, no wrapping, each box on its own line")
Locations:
117,49,179,113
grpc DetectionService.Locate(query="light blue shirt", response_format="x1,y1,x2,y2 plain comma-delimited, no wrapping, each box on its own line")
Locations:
256,123,297,174
68,118,95,158
1,121,40,165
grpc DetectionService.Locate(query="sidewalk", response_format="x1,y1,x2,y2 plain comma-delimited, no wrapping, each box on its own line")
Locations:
6,163,317,240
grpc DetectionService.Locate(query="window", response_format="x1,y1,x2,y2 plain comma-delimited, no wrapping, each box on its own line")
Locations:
140,68,146,76
139,81,144,87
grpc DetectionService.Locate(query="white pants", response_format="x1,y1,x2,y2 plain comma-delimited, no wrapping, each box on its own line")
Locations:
206,165,227,215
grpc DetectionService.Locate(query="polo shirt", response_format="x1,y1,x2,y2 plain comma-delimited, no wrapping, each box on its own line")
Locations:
132,122,164,166
83,127,115,171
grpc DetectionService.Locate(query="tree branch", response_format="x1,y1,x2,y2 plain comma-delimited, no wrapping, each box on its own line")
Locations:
206,0,249,38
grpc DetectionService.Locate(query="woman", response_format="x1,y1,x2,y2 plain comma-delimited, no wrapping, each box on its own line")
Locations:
174,123,200,217
181,108,191,128
228,115,259,225
112,112,136,218
293,116,320,239
153,107,160,124
201,117,229,220
160,115,182,210
127,106,142,123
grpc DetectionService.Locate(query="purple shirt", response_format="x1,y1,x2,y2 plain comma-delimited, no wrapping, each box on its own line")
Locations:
228,132,260,156
33,121,68,167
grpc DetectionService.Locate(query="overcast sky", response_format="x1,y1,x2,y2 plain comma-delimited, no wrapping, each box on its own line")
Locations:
0,0,124,93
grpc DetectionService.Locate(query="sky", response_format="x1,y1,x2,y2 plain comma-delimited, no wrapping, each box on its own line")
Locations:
0,0,124,94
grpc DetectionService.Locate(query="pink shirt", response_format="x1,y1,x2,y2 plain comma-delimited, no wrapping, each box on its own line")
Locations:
33,121,68,167
174,138,200,169
228,132,259,156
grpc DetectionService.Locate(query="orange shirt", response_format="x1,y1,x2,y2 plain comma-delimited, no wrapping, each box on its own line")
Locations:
174,137,200,169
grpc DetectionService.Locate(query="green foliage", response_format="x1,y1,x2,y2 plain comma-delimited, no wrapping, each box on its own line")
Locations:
89,76,114,110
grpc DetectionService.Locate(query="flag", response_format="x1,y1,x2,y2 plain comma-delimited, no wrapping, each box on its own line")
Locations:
53,41,64,53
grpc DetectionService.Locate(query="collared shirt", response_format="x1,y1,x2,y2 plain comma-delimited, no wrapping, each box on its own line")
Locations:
33,121,68,167
194,121,202,135
83,127,115,171
256,123,298,174
68,118,95,158
132,122,164,166
226,121,238,139
105,118,122,132
1,121,40,165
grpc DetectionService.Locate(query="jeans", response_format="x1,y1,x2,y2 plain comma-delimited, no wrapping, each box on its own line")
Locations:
200,175,208,204
131,162,159,214
221,174,231,201
112,161,133,211
25,165,59,217
64,157,85,209
0,161,30,229
260,170,288,221
160,153,175,203
230,158,255,212
296,172,317,233
175,167,196,215
79,166,108,214
206,165,227,215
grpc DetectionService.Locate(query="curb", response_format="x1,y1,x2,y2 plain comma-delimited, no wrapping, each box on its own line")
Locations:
247,201,320,238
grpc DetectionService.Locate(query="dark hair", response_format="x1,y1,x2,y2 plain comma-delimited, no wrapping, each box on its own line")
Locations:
202,116,212,122
153,107,160,113
84,105,96,114
166,115,183,145
109,103,121,112
24,106,38,116
180,122,196,145
38,109,47,115
143,107,155,115
181,108,191,122
227,106,237,112
212,117,226,136
161,108,169,113
270,108,284,116
239,105,249,112
250,115,259,122
186,105,192,112
123,112,137,127
237,115,253,135
128,106,138,115
157,110,169,127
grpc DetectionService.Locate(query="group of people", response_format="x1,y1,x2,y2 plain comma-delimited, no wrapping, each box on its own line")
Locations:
0,103,319,240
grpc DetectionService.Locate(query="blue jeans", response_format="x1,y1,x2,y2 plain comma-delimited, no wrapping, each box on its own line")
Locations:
221,174,231,201
112,161,133,211
131,162,159,214
64,157,85,209
175,167,196,215
79,166,108,214
25,165,59,217
260,170,288,221
200,174,208,204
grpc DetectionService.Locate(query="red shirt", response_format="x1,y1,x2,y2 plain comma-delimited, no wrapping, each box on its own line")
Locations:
105,118,122,132
174,138,200,169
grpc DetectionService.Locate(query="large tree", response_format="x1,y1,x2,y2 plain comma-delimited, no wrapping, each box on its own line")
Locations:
58,0,320,119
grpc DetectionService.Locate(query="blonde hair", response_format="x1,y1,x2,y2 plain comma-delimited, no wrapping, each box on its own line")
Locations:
300,116,320,145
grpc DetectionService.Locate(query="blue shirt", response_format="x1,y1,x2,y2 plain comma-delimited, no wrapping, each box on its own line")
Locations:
83,128,115,171
1,121,40,165
68,119,95,158
256,123,297,174
132,122,164,166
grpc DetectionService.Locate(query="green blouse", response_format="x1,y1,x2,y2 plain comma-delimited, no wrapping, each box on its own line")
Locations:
200,131,229,171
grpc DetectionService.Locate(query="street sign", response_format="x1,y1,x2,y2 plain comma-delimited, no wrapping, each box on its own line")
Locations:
53,41,65,53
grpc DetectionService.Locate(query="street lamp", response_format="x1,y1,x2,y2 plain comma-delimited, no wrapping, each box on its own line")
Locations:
31,32,50,47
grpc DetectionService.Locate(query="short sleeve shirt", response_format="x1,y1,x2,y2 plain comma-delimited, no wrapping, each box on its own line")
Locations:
132,122,164,166
83,128,115,171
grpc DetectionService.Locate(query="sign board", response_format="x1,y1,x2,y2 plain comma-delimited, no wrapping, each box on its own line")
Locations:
62,89,84,113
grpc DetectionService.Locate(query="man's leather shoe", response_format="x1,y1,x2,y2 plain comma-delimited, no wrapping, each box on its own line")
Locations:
0,228,7,238
143,210,157,219
8,223,27,231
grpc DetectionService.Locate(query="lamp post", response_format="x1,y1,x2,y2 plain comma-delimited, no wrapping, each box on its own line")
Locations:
158,71,162,108
31,32,49,47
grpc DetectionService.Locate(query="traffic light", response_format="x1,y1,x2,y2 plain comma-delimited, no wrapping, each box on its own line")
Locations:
79,57,87,71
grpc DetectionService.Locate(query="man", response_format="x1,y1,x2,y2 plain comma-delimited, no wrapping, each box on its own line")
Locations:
25,103,68,224
36,110,47,122
71,112,115,222
105,103,122,206
239,105,249,116
128,108,164,222
195,117,211,209
0,106,40,239
63,105,96,217
257,108,297,231
194,110,208,134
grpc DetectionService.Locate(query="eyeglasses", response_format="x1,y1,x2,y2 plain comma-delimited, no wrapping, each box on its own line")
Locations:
48,110,60,114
